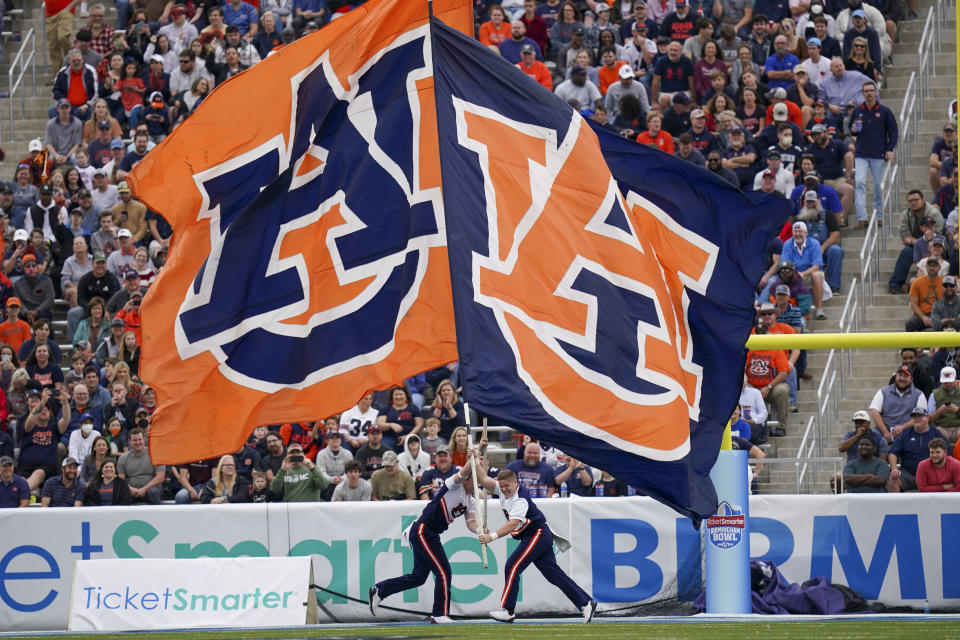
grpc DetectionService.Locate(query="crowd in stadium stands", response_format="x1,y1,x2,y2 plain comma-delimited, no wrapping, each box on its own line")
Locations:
833,349,960,492
0,0,956,507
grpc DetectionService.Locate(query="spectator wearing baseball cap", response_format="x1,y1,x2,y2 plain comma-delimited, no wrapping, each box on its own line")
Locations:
269,442,328,502
11,251,55,323
842,12,882,78
515,42,553,91
757,301,801,413
929,122,956,194
89,166,120,215
604,63,649,122
97,137,127,183
928,365,960,440
771,282,804,332
369,449,416,500
837,410,888,465
0,455,30,508
110,181,149,244
753,148,793,196
888,191,946,294
657,0,692,41
906,255,945,332
114,287,143,345
106,226,136,278
44,98,83,167
888,403,947,493
355,424,388,480
660,92,693,138
40,457,86,507
720,125,759,190
158,6,200,56
556,63,603,112
785,65,823,121
868,362,925,449
0,296,32,355
799,36,831,86
804,121,854,222
931,275,960,331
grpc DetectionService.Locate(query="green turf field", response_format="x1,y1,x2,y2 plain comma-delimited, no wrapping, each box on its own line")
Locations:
22,620,960,640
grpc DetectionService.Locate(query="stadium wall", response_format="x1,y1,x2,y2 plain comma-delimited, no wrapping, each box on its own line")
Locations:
0,494,956,630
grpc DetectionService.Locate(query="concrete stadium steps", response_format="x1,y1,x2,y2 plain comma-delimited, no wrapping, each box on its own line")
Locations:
757,1,956,494
0,0,49,151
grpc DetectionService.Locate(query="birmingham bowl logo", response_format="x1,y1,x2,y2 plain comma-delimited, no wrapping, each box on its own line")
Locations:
173,28,443,391
706,501,746,549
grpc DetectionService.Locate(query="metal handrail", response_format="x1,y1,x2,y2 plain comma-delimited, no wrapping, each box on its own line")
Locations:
763,456,844,494
880,165,898,249
837,276,859,387
859,209,879,307
7,27,36,143
916,7,935,121
794,415,816,491
41,2,49,77
814,350,841,459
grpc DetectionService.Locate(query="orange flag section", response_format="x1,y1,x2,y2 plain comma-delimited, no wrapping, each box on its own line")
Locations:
126,0,472,464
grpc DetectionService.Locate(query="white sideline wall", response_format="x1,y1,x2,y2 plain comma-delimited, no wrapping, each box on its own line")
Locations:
0,494,956,630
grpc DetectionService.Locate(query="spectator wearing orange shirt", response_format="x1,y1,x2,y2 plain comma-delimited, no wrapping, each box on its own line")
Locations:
636,111,675,154
765,87,804,127
0,298,32,355
745,318,791,436
479,5,512,50
113,290,142,344
759,302,801,413
906,259,944,332
596,46,628,95
516,45,552,90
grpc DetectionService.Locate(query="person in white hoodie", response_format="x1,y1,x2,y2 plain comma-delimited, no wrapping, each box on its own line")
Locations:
398,434,431,486
315,430,352,500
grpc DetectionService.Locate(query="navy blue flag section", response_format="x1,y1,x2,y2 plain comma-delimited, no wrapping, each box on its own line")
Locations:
431,18,791,522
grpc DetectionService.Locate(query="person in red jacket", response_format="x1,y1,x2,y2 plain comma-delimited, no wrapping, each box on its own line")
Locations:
520,0,548,53
916,438,960,491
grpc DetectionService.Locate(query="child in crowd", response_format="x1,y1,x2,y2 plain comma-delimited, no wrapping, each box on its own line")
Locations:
141,91,171,143
420,417,446,461
74,150,96,191
64,353,86,388
398,434,430,484
249,471,271,503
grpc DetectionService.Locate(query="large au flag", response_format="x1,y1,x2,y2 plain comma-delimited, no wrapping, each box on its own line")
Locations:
431,19,790,521
129,0,788,520
127,0,472,463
